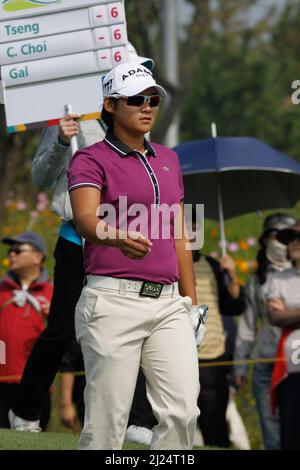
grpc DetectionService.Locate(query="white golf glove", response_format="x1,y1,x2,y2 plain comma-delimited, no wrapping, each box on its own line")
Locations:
189,304,209,346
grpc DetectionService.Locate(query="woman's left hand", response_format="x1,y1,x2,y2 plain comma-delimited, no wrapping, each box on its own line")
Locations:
220,255,236,279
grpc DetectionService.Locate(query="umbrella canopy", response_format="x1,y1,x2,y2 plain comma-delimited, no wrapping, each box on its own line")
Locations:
174,137,300,220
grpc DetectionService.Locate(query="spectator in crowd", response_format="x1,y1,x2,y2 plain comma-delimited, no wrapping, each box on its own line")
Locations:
222,316,251,450
0,232,52,431
268,220,300,450
59,340,85,429
8,109,104,432
193,315,251,449
193,245,246,448
234,213,295,450
9,44,154,432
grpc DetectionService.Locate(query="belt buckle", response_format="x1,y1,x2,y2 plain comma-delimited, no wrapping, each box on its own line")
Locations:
139,281,164,298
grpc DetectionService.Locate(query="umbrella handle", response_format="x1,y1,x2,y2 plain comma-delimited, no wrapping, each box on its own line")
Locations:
217,176,227,257
212,123,227,257
218,179,231,285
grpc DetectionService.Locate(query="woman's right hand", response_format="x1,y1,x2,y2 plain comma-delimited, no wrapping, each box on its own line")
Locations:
60,403,77,429
235,375,247,390
118,231,153,260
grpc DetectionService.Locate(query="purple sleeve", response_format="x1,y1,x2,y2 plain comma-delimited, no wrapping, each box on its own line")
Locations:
68,149,104,193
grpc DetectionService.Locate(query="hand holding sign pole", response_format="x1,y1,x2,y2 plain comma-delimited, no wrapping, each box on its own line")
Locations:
65,104,79,155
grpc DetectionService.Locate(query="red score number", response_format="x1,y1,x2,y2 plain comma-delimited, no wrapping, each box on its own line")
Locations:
110,6,119,18
114,51,122,62
114,28,121,41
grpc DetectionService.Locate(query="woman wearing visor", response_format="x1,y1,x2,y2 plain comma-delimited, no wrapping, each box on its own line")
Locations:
268,220,300,450
234,213,295,449
68,62,202,450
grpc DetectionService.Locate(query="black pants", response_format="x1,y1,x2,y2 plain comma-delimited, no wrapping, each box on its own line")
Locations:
0,383,51,430
60,346,156,428
60,338,86,427
12,237,84,421
197,357,230,448
129,364,230,447
67,369,156,430
122,358,230,446
278,373,300,450
73,376,86,426
128,370,157,430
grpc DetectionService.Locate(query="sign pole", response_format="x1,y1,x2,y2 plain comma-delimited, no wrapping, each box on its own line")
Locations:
65,103,79,154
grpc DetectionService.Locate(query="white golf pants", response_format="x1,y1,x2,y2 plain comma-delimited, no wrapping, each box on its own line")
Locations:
75,276,200,450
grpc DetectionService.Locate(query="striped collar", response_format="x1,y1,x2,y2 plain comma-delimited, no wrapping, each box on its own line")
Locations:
104,130,156,158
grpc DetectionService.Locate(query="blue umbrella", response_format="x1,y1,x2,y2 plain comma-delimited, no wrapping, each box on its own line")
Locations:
174,136,300,254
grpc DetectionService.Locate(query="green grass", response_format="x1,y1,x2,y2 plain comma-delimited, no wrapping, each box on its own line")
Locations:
234,367,263,450
0,430,223,450
0,429,77,450
0,430,150,450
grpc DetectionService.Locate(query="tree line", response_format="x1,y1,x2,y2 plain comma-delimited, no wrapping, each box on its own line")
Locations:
1,0,300,229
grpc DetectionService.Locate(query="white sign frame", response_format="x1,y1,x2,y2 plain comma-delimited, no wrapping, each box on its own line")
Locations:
0,0,116,21
0,0,128,132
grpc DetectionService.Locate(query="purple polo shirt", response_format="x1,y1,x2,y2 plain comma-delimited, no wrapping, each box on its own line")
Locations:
68,131,184,284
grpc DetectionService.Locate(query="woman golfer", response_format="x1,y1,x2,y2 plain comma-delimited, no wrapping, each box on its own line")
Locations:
68,61,200,450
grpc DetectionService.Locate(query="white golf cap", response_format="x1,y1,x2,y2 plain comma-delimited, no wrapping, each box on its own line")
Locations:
102,61,167,98
126,42,154,71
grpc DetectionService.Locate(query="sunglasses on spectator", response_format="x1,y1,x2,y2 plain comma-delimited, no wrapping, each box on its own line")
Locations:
8,247,36,255
289,232,300,242
115,94,161,107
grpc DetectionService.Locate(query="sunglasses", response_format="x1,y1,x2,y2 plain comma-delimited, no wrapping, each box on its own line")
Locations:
8,247,35,255
289,232,300,242
119,94,161,107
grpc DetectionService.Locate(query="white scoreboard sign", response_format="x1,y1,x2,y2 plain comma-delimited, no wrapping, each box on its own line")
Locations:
0,0,128,132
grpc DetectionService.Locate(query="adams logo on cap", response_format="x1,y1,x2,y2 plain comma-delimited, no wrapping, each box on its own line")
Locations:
122,67,152,83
